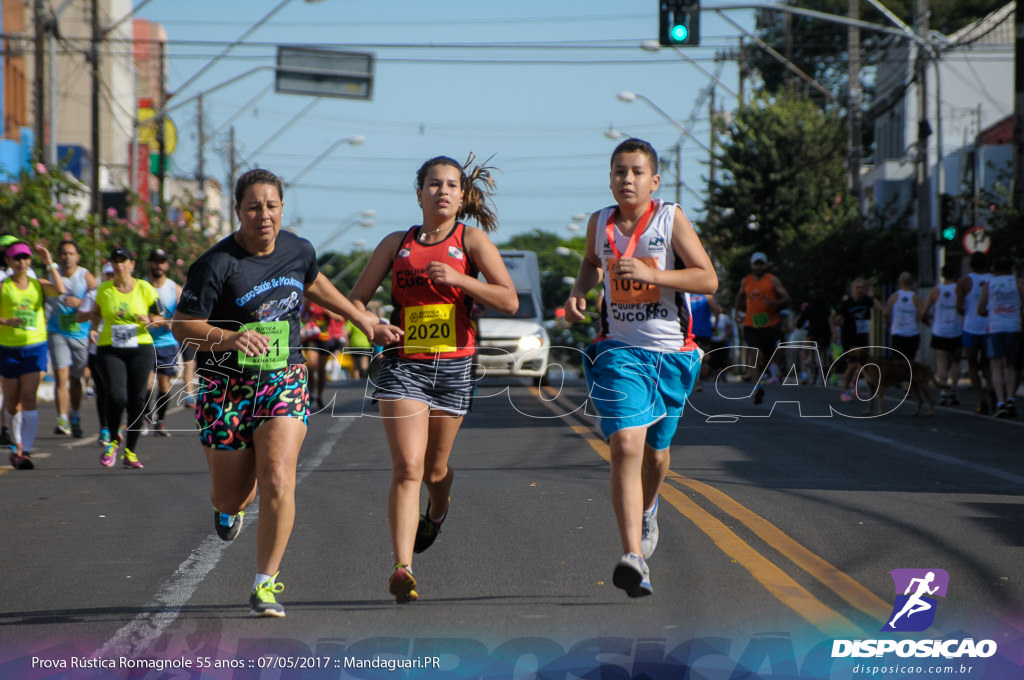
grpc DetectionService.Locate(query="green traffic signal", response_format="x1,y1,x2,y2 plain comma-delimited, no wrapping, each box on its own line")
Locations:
670,23,689,42
941,226,957,241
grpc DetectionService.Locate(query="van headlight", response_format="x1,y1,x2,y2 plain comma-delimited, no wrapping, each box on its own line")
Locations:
517,332,544,353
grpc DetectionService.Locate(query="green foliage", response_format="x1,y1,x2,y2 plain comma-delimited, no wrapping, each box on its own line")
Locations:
0,163,217,281
702,89,917,304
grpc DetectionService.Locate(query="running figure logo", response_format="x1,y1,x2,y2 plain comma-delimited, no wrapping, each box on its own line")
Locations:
883,569,949,632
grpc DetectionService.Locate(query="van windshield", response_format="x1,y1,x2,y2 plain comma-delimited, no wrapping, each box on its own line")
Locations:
479,293,537,319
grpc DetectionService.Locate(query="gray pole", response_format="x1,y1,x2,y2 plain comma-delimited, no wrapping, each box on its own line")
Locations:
228,125,237,231
197,94,205,230
1014,0,1024,214
89,0,100,216
848,0,863,222
915,0,933,286
33,0,46,162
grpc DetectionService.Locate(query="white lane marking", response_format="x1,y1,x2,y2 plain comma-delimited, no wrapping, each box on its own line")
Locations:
778,409,1024,486
94,417,351,658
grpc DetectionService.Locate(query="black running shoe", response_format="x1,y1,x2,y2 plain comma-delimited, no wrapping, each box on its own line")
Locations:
214,510,245,541
413,500,446,554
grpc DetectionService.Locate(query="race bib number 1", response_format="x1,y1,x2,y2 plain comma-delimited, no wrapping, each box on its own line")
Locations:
404,304,457,354
237,321,290,370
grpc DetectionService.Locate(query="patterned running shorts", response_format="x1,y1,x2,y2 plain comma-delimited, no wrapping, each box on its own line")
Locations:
195,364,309,450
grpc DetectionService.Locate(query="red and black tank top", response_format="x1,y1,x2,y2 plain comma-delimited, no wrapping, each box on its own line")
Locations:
390,222,478,360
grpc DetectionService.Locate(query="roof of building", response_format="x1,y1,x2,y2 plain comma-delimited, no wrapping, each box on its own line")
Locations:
949,2,1014,46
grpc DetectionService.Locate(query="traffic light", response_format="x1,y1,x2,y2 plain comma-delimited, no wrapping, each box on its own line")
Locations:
659,0,701,47
939,193,958,242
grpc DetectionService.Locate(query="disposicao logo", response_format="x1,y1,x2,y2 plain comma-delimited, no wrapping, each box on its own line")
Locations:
831,568,998,660
883,568,949,632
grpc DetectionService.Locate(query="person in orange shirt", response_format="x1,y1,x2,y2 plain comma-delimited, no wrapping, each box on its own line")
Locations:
734,252,791,404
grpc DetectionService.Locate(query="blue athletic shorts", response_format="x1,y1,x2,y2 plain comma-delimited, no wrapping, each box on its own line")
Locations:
986,331,1021,360
583,340,700,450
961,331,987,350
0,342,49,379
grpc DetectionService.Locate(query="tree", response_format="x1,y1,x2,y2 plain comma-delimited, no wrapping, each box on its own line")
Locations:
2,162,218,280
701,88,916,305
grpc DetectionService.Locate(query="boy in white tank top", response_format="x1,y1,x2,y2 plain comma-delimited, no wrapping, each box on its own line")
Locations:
564,138,717,598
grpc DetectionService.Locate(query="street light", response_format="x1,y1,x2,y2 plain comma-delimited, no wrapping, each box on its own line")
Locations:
616,91,712,154
316,210,376,251
556,246,584,261
285,135,366,187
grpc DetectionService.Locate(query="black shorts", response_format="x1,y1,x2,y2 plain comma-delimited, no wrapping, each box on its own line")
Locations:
743,325,781,364
930,334,961,353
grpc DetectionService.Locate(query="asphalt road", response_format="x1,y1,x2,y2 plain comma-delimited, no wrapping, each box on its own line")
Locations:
0,370,1021,678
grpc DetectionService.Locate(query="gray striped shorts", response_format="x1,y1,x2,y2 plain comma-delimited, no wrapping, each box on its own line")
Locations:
371,352,475,415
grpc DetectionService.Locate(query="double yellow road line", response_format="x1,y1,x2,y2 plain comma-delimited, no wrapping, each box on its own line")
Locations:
536,385,891,636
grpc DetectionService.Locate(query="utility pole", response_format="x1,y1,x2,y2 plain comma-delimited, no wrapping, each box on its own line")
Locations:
228,125,237,231
1014,0,1024,215
848,0,863,222
197,94,205,229
33,0,46,162
157,40,166,210
914,0,934,286
89,0,101,216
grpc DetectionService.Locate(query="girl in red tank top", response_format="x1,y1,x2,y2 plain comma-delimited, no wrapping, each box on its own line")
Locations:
349,155,518,604
390,222,478,360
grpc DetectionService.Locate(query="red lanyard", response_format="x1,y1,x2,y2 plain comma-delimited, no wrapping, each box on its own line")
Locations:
605,201,656,259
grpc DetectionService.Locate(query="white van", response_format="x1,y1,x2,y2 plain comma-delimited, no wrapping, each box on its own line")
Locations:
476,250,550,385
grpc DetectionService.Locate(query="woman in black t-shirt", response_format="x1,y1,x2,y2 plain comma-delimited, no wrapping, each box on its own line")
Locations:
174,169,401,618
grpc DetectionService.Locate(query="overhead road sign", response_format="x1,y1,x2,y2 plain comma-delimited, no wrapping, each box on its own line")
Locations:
275,46,374,100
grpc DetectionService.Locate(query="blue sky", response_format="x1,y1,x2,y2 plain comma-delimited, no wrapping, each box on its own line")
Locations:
135,0,759,253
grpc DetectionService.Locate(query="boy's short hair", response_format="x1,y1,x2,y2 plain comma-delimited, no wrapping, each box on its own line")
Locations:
610,138,659,174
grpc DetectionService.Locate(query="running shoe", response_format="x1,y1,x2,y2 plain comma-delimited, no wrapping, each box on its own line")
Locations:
413,499,447,554
54,416,72,436
753,385,765,405
153,421,171,437
612,552,653,598
183,395,196,407
641,498,660,560
71,416,84,438
994,403,1010,419
938,392,949,406
839,390,854,402
214,509,245,541
9,448,33,470
100,440,118,467
122,449,144,469
250,575,286,617
389,563,419,604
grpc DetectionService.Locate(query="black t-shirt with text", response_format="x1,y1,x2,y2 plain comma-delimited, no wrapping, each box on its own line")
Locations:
835,295,876,348
177,230,319,375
